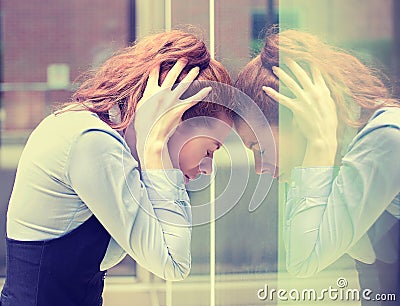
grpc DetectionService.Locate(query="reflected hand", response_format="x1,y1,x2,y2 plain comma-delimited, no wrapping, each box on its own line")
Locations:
263,59,338,166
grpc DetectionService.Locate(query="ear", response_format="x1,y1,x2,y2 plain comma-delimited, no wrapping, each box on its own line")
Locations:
109,104,122,124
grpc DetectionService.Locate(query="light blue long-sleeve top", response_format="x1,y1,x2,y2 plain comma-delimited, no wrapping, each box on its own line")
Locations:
284,107,400,278
6,110,192,281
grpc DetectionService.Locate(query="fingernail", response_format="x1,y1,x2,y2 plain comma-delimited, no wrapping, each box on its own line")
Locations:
262,86,272,94
272,66,278,74
192,66,200,73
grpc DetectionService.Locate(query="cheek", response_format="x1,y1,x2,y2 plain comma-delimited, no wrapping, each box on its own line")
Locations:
178,143,202,170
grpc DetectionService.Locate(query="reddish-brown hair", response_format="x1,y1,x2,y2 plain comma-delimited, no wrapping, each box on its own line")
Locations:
66,30,233,129
235,28,398,128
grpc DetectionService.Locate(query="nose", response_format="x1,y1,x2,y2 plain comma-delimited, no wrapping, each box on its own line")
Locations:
253,152,276,176
199,157,213,176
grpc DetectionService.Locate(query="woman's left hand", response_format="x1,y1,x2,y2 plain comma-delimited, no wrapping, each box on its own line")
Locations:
133,59,211,170
263,59,339,166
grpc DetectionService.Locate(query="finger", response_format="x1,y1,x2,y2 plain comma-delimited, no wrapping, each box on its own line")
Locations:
147,64,161,88
310,65,327,88
262,86,298,112
172,66,200,98
286,59,314,90
177,86,212,112
136,65,161,109
161,58,188,89
272,66,303,98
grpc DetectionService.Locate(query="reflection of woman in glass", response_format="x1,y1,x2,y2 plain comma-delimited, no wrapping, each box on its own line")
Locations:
235,28,399,303
2,30,233,305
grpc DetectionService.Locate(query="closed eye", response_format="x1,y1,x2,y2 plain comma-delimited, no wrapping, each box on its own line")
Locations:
248,142,257,150
207,142,221,157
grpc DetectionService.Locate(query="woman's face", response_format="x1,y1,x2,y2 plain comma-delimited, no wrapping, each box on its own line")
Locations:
235,118,307,183
168,114,233,184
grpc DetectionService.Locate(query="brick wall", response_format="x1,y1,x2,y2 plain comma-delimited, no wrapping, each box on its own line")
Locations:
2,0,129,129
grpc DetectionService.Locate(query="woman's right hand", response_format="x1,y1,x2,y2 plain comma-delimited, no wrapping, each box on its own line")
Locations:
133,59,212,170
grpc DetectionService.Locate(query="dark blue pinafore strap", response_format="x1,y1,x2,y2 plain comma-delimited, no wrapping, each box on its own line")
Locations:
1,215,111,306
355,211,399,306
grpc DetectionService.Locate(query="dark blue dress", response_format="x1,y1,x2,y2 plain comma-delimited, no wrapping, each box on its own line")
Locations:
1,215,110,306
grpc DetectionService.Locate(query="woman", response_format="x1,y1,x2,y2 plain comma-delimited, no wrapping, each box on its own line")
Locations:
1,30,234,305
235,28,399,303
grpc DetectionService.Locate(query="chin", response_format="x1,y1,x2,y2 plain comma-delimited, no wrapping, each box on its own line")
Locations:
183,173,190,185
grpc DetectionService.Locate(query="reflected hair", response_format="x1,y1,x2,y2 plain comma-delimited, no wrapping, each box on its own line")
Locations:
63,30,233,130
235,26,399,128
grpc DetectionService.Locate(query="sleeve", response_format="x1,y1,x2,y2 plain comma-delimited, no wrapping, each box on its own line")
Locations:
66,129,192,281
284,126,400,277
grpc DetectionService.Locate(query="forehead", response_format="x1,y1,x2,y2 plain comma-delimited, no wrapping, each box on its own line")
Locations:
186,135,221,148
180,115,232,140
